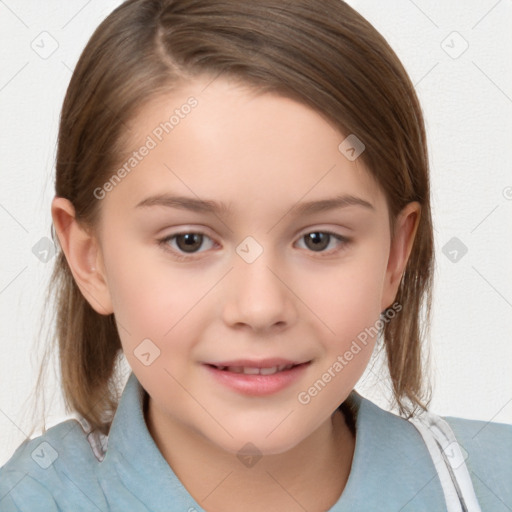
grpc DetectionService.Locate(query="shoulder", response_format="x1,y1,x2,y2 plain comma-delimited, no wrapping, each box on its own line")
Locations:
345,393,512,511
444,415,512,510
343,395,449,510
444,414,512,458
0,418,106,511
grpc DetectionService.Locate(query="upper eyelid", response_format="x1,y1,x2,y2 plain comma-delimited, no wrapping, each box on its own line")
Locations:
161,223,351,237
160,227,349,242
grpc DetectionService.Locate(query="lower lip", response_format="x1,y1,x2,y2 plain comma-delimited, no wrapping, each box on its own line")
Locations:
203,363,310,396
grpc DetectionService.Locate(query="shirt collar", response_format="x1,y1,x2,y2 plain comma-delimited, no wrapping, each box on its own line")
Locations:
103,371,445,511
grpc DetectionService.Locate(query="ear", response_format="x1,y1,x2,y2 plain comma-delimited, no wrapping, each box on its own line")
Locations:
381,201,421,311
51,197,113,315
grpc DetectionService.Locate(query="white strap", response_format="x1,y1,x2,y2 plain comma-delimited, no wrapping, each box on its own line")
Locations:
77,415,109,462
410,411,482,512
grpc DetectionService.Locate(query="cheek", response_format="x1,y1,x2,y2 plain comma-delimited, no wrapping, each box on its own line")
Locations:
300,245,389,386
103,238,215,360
307,252,387,334
101,237,176,337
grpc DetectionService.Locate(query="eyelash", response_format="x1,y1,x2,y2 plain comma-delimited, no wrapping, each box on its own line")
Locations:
157,230,351,262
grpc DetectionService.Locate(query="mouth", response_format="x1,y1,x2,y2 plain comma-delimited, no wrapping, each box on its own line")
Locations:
205,362,309,375
202,359,312,395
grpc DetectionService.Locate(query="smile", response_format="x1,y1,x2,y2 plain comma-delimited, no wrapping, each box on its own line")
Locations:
209,363,297,375
203,361,311,396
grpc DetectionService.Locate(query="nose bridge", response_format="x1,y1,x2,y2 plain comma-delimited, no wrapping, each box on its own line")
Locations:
222,239,295,330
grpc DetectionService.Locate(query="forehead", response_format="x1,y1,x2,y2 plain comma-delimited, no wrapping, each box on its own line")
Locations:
105,77,386,217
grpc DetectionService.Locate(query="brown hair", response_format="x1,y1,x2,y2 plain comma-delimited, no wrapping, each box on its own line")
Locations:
29,0,434,437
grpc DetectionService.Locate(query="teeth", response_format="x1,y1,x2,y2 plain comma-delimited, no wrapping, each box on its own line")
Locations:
242,367,260,375
259,366,278,375
216,364,295,375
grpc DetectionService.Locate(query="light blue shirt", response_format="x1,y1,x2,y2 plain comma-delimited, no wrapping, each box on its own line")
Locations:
1,372,511,511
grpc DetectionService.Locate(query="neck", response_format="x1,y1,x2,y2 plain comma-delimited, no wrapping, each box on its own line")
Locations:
144,394,355,512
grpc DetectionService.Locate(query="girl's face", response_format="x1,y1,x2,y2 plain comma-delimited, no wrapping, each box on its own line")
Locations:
77,77,417,455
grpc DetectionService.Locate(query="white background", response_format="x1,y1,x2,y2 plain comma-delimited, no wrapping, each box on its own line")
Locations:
1,0,511,466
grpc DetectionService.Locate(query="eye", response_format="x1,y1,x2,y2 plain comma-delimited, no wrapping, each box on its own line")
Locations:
296,231,350,255
158,229,351,261
158,232,216,260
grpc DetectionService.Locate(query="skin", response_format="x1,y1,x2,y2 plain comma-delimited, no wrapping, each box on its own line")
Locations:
52,76,420,512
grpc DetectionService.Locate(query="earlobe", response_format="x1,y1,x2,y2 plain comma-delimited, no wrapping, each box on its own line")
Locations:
381,202,421,311
51,197,114,315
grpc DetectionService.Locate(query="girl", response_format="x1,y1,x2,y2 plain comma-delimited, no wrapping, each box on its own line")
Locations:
1,1,510,511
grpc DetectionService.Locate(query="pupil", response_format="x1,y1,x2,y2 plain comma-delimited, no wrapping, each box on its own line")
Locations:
307,232,328,251
179,233,202,252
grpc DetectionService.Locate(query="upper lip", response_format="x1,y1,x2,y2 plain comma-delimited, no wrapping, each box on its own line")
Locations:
204,358,310,368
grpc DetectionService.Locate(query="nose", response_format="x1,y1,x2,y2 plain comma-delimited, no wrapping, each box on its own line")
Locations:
221,251,297,334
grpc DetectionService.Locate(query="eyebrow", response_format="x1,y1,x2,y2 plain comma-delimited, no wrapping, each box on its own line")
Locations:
135,193,375,216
